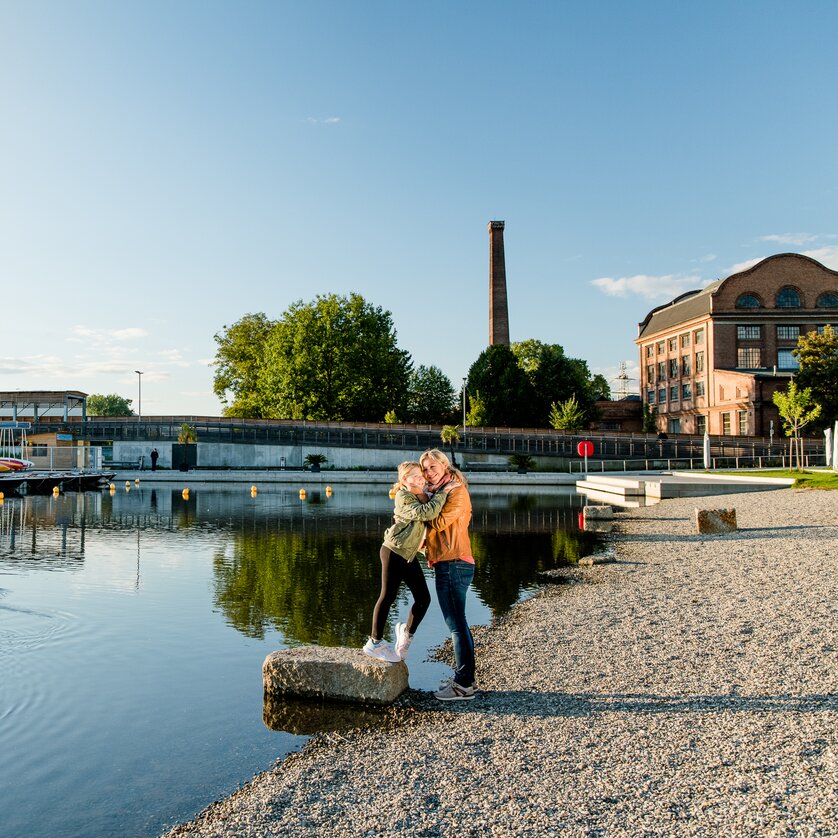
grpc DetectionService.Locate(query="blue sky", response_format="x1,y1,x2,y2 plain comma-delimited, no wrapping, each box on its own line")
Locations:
2,1,837,415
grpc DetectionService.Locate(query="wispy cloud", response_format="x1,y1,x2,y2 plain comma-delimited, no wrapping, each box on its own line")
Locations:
590,273,702,301
802,245,838,270
69,326,148,345
760,233,818,246
306,116,341,124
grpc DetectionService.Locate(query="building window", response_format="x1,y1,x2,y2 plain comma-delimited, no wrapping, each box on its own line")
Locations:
776,286,801,308
777,349,799,370
680,333,691,348
657,340,665,353
816,292,838,308
738,411,749,436
681,355,691,376
722,413,731,435
657,361,666,381
658,388,666,403
736,293,761,309
817,324,838,335
646,344,655,358
669,359,679,377
737,347,761,367
668,418,681,434
695,351,704,373
696,414,706,434
647,390,655,404
777,325,800,341
682,383,692,400
669,385,679,401
694,329,704,344
737,325,761,340
668,337,677,351
30,444,48,456
695,380,705,397
646,365,655,385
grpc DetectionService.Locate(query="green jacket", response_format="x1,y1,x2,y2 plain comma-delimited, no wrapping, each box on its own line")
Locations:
382,487,449,562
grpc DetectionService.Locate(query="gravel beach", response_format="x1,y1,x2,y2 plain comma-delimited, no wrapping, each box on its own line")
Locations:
165,488,837,837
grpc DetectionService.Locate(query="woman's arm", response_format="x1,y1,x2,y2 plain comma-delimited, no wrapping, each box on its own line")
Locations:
428,485,471,531
393,489,448,522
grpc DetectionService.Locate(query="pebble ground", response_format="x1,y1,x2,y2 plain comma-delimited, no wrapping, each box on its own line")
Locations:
164,488,837,837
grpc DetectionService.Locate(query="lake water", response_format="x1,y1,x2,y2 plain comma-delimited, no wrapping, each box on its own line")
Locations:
0,485,593,837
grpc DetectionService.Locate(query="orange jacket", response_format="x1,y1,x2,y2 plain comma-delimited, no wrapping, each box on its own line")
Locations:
425,483,473,564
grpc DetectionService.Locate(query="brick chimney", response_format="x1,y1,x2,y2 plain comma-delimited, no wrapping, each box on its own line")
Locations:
489,220,509,345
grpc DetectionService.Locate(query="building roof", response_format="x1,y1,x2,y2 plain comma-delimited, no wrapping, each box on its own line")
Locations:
637,280,722,339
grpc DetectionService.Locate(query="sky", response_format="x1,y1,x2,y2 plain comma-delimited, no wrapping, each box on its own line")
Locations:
2,0,837,416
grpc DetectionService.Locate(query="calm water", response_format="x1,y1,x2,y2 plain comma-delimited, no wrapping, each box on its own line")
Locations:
0,485,594,837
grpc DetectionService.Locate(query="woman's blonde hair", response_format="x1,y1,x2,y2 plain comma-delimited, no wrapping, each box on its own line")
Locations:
391,461,423,494
419,448,468,487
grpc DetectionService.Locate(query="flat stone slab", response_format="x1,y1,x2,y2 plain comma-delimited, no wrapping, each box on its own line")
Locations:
694,507,737,534
263,646,408,705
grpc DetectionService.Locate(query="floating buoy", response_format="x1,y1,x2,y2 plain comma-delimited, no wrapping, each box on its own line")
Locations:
299,488,306,499
109,483,115,490
125,485,131,493
109,486,116,495
134,478,140,486
182,488,190,499
325,486,332,496
388,488,396,500
125,481,131,488
250,485,258,495
52,485,60,495
0,491,4,499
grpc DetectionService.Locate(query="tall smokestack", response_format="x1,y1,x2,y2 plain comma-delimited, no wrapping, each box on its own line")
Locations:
489,220,509,345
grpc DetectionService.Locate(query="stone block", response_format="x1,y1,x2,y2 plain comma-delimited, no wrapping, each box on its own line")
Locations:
263,646,408,705
694,508,737,534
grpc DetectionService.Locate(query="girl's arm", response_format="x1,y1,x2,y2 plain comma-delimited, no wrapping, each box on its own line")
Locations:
393,489,449,522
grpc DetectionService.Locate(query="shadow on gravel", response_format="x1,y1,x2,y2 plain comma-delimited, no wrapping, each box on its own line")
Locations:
408,690,838,718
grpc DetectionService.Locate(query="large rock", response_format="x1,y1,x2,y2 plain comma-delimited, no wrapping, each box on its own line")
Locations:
263,646,408,705
694,507,737,534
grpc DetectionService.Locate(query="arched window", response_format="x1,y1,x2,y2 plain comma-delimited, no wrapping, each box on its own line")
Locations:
735,293,761,309
816,291,838,308
775,287,801,308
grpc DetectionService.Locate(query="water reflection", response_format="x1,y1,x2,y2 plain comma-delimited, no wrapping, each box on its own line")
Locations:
0,487,597,640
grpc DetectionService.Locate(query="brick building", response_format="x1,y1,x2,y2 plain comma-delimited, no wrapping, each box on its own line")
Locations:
635,253,838,437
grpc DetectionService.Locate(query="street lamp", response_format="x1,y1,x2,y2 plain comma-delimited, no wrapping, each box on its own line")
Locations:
134,370,143,421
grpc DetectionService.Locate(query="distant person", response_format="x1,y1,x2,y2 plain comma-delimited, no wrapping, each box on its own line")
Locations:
150,448,159,471
419,448,476,701
363,462,456,663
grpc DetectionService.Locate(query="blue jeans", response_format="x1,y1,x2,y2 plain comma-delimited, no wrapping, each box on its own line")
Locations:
434,560,475,687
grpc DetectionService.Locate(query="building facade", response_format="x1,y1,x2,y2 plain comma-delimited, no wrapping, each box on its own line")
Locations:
635,254,838,437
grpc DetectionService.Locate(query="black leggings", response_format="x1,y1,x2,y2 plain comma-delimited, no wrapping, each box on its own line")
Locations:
371,546,432,640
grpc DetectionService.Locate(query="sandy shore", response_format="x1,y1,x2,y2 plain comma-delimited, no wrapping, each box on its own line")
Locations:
164,488,837,836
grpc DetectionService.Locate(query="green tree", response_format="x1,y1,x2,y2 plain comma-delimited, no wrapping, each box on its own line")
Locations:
772,381,821,471
642,403,658,433
466,345,537,426
178,423,198,444
794,325,838,427
510,340,603,426
260,293,412,421
549,394,586,430
87,393,134,416
466,390,489,427
212,312,277,417
405,365,456,424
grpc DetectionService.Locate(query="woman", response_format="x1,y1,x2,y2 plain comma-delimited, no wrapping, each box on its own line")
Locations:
419,448,477,701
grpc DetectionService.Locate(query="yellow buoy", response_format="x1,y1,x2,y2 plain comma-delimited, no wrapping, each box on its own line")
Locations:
299,488,306,499
0,491,4,499
109,483,115,490
325,486,332,496
134,478,140,486
53,485,60,495
125,481,131,487
250,485,258,494
388,488,396,500
109,487,116,495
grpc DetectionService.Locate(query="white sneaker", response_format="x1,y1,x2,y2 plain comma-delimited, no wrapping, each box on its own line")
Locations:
362,637,400,663
394,622,413,659
434,681,476,701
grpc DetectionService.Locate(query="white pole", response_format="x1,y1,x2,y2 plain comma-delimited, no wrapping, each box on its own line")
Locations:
833,421,838,473
826,427,833,467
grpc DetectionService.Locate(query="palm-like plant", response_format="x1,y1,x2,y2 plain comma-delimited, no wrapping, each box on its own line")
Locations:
440,425,461,468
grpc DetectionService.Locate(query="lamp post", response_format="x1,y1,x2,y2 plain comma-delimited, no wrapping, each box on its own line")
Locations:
134,370,143,421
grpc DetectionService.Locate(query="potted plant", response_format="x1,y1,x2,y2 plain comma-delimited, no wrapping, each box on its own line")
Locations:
304,453,328,473
508,453,535,474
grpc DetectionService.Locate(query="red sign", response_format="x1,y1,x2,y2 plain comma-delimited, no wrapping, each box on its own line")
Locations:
577,441,594,457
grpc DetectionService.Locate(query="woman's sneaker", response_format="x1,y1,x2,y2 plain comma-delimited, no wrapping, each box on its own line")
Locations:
434,681,476,701
394,623,413,659
362,637,401,663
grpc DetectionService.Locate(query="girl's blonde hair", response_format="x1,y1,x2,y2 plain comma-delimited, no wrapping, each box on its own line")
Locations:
391,461,423,494
419,448,468,487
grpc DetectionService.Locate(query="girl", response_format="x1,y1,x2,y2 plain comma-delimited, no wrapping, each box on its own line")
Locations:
363,461,455,663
